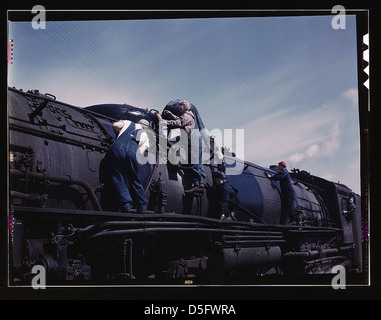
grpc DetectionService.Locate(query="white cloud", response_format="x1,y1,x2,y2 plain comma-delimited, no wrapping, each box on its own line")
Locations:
306,144,320,158
322,122,341,156
241,101,340,168
289,122,341,166
289,152,305,164
342,88,358,106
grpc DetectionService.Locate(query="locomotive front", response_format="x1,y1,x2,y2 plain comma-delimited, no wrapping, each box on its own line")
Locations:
9,87,113,211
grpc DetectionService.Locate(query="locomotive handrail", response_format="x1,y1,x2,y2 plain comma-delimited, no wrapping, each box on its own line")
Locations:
235,204,267,224
289,176,325,192
44,93,56,100
10,169,102,211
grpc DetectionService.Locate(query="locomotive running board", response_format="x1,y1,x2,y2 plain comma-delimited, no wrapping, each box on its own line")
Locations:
10,205,342,235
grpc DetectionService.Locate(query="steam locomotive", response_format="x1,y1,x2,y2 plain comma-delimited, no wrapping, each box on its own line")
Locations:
8,87,363,285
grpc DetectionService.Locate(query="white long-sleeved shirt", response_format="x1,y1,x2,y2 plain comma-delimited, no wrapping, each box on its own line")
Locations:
117,120,149,155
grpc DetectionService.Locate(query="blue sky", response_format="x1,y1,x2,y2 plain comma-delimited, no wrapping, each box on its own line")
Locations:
8,14,361,194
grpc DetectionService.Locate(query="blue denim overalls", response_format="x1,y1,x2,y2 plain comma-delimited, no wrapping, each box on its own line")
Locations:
103,121,148,212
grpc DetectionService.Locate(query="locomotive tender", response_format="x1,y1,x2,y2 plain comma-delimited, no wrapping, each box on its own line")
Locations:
8,87,363,284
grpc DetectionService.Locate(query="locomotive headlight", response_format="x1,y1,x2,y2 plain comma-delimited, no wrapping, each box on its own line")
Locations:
9,151,14,163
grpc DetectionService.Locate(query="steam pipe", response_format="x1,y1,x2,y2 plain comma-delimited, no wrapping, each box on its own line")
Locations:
78,220,284,235
86,226,284,240
10,169,102,211
10,191,44,203
283,248,339,258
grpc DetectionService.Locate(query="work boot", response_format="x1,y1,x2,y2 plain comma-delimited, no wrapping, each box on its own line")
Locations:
120,203,132,213
136,204,147,214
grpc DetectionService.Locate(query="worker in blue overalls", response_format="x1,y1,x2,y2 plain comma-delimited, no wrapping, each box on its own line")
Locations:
100,119,149,214
266,161,296,223
210,171,239,220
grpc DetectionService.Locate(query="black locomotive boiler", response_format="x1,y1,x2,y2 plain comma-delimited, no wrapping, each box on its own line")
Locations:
8,87,363,284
